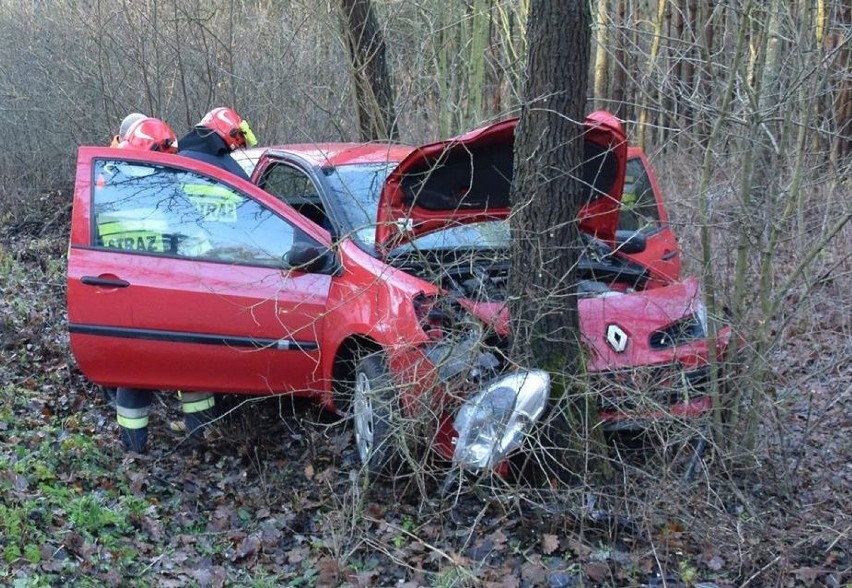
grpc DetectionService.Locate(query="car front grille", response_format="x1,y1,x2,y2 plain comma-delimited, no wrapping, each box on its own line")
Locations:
589,364,710,413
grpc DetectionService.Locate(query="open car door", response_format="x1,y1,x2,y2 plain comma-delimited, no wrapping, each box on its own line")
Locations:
67,148,334,395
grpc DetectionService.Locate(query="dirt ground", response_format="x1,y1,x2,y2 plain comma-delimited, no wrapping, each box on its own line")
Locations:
0,191,849,587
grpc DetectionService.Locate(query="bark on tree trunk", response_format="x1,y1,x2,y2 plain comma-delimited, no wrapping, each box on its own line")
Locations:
593,0,609,111
683,0,697,141
340,0,398,141
613,0,628,120
509,1,611,481
509,1,590,372
637,0,667,149
696,0,716,146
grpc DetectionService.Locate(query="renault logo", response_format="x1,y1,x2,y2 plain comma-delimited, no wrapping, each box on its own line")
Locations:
606,324,628,353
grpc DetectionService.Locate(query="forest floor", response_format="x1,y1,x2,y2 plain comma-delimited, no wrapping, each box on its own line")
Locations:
0,190,849,587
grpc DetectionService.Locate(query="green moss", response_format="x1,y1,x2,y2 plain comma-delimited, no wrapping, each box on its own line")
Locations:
531,349,615,481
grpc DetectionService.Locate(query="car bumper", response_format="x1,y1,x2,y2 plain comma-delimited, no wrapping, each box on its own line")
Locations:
388,327,731,468
596,365,715,430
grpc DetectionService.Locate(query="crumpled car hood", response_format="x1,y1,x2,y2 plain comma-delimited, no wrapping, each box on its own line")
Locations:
375,111,628,254
457,277,705,370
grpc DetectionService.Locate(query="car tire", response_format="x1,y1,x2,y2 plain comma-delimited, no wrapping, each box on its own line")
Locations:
352,351,399,477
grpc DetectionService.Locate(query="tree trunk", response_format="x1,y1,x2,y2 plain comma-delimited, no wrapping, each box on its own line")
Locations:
612,0,628,119
637,0,667,149
695,0,716,146
340,0,398,141
509,0,611,482
828,4,852,163
465,0,491,126
682,0,697,142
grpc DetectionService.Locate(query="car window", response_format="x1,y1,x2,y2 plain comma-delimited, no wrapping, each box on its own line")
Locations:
259,163,328,227
92,160,311,267
261,164,319,201
619,157,661,233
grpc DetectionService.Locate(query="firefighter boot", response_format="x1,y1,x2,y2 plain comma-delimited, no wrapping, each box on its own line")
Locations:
179,392,216,440
116,387,154,453
120,426,149,453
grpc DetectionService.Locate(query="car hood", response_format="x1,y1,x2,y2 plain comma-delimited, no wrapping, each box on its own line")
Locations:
375,110,628,254
457,277,705,370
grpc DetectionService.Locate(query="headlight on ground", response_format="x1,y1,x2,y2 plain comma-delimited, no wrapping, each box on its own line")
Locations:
452,370,549,470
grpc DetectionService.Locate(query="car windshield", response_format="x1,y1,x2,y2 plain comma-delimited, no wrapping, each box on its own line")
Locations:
324,162,512,253
393,221,511,255
323,162,394,246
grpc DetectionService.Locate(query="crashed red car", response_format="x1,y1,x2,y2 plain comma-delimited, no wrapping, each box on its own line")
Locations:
67,112,731,474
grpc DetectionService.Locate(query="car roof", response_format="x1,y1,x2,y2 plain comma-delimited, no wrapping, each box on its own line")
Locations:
234,142,416,176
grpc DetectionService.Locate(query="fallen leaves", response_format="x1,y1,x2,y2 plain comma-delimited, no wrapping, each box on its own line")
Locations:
230,532,262,562
0,230,851,587
541,533,560,555
584,561,611,584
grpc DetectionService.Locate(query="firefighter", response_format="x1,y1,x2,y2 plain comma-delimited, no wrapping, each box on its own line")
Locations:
117,117,179,153
177,107,257,181
109,119,216,453
110,112,147,147
116,389,215,453
98,112,152,406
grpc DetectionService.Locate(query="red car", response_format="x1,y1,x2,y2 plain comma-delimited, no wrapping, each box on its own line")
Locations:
67,112,731,473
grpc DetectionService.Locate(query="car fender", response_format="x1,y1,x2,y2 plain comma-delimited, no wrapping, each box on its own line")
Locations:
317,240,436,394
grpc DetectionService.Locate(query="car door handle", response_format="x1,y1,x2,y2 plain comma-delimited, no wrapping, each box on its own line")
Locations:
81,276,130,288
662,250,678,260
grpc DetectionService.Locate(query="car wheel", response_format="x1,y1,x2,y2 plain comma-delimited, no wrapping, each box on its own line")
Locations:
352,352,398,476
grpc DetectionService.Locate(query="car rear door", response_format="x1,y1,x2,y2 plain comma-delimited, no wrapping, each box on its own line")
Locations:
618,148,681,281
67,148,333,395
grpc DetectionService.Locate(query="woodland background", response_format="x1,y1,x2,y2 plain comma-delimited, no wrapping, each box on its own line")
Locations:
0,1,850,586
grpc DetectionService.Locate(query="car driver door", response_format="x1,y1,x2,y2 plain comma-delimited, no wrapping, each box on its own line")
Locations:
67,148,333,395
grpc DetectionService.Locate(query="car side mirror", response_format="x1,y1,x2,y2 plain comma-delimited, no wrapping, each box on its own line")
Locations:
284,243,332,273
614,230,647,254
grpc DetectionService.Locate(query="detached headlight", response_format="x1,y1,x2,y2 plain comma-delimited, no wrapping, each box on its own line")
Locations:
452,370,549,470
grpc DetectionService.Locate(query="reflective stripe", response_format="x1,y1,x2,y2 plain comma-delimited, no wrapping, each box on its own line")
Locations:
117,401,150,430
182,184,237,199
97,212,167,252
179,392,215,414
183,184,241,222
116,405,150,419
239,120,257,147
117,414,149,429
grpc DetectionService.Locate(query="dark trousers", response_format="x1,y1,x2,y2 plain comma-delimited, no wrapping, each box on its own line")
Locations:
116,388,214,452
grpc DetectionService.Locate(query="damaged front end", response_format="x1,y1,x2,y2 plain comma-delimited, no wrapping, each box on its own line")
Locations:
409,292,550,471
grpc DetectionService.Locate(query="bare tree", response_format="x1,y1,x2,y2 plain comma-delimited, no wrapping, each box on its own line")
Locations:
508,1,610,479
340,0,398,141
